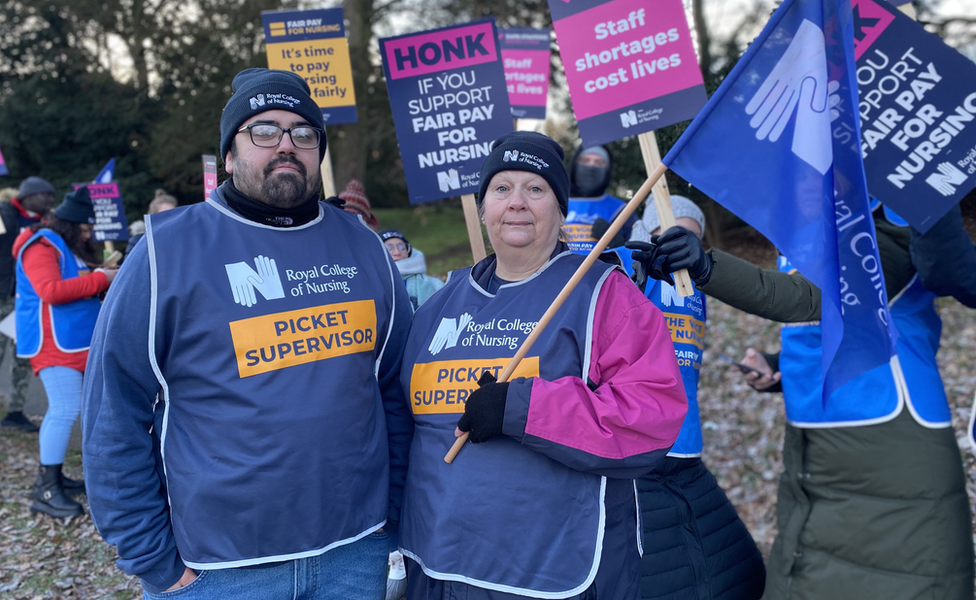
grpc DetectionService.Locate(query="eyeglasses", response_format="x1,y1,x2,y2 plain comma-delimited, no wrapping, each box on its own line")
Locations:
385,242,409,254
237,124,323,150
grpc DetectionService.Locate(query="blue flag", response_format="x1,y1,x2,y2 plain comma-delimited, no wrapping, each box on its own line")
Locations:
93,158,115,184
663,0,897,401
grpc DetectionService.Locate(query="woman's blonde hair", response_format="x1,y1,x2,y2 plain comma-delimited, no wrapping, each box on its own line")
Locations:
148,189,179,214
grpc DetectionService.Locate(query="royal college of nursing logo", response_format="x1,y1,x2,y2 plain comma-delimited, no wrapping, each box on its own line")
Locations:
225,255,286,308
428,313,472,356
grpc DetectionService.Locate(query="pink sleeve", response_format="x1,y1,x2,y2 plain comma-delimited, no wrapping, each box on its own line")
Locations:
505,271,687,471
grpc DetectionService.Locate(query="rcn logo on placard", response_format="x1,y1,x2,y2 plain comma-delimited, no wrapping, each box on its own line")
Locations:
225,255,285,308
620,110,638,128
249,94,266,110
437,168,460,193
925,162,967,197
428,313,472,356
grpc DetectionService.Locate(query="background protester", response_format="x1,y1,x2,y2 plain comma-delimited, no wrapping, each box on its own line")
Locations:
0,177,55,432
628,196,765,600
630,203,974,600
563,144,636,272
339,179,379,230
82,68,413,599
380,228,442,311
15,185,115,518
399,131,687,600
125,188,178,259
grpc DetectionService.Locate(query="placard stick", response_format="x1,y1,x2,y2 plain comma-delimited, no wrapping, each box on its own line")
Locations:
105,241,115,255
445,163,668,463
637,131,695,297
321,145,337,198
461,194,487,263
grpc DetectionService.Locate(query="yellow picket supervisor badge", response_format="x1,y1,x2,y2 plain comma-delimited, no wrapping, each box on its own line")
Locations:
410,357,540,415
229,300,376,378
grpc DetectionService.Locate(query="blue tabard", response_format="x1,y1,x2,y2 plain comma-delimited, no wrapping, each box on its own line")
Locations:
564,194,634,274
146,197,401,568
645,279,706,456
16,230,101,357
400,251,631,597
777,257,950,428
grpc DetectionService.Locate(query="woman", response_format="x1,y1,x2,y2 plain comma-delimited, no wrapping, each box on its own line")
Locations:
398,132,688,599
380,228,443,311
628,197,765,600
15,185,116,518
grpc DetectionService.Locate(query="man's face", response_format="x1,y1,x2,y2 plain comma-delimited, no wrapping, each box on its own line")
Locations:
20,192,55,214
224,110,322,209
577,152,608,168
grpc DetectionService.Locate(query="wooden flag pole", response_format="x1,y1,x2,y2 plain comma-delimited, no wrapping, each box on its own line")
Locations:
321,145,337,198
445,163,669,463
637,131,695,297
461,194,487,263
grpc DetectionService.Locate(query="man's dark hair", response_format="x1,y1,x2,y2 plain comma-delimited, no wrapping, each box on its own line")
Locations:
29,214,102,266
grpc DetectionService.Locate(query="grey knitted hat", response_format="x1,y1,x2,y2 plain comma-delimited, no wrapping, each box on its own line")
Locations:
631,195,705,243
18,176,56,199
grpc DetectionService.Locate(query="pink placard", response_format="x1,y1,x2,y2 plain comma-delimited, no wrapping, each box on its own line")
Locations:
202,155,218,201
384,21,498,81
555,0,703,121
502,49,550,108
850,0,896,60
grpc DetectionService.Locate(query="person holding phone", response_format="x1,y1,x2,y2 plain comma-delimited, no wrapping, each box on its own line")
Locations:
628,196,765,600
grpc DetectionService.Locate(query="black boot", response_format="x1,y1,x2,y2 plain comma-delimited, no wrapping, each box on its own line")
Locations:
30,464,84,518
61,471,86,497
1,411,40,432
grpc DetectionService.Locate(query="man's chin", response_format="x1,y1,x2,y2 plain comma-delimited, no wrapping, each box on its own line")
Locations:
261,173,309,208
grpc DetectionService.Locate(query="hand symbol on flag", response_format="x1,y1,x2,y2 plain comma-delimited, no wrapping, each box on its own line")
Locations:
746,19,834,175
225,256,285,307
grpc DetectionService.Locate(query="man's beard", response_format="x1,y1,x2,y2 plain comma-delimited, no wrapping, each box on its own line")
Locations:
245,156,321,208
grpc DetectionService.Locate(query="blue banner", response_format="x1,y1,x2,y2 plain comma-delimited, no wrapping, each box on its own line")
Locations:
380,20,514,204
93,158,115,183
664,0,897,401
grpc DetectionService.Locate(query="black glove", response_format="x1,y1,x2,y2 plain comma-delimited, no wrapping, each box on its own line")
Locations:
655,226,713,285
457,371,509,443
624,240,666,292
590,218,626,248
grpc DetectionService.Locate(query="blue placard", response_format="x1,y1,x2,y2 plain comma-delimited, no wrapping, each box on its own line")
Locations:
380,20,515,204
854,0,976,233
84,183,130,242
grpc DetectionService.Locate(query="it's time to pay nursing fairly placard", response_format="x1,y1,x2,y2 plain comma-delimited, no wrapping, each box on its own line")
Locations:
262,8,357,124
380,20,514,204
550,0,707,146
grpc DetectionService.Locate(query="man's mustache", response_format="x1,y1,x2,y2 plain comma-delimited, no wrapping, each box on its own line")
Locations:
265,157,307,178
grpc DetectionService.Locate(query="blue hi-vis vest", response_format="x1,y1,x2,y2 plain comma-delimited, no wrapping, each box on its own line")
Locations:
564,194,634,274
146,196,401,569
777,257,950,428
646,279,706,456
15,230,101,357
400,252,633,597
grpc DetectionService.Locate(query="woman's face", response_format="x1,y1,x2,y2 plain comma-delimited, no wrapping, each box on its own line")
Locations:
482,170,562,254
78,223,93,243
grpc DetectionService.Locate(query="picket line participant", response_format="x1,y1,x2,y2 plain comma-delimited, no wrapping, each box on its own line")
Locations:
380,228,443,311
82,68,413,599
627,196,765,600
631,203,973,599
15,185,116,518
399,131,687,599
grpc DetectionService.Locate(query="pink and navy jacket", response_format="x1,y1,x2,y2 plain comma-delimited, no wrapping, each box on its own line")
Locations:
399,248,687,598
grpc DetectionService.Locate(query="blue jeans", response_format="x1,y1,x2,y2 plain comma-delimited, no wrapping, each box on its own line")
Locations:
143,531,391,600
38,366,83,465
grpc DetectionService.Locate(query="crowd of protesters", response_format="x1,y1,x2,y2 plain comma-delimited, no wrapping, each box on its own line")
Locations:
0,66,972,600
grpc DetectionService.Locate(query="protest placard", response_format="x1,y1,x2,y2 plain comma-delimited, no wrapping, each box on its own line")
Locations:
262,8,357,125
0,145,7,176
86,183,129,243
549,0,707,147
380,19,514,205
498,28,551,120
853,0,976,232
203,155,218,201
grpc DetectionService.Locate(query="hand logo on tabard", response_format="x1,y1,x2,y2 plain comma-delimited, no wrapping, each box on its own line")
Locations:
428,313,472,356
746,19,839,176
225,255,285,307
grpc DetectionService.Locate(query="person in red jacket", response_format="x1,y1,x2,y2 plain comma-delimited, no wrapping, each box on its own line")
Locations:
14,186,117,518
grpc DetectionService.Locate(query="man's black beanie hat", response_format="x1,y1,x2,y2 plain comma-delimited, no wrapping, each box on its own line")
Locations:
55,185,96,225
477,131,569,216
219,68,327,163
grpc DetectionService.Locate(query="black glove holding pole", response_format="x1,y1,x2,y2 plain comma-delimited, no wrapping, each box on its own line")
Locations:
590,218,626,248
626,226,713,287
457,371,509,443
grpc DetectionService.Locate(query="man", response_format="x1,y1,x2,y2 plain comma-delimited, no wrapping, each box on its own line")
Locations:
562,145,636,272
0,177,55,432
83,68,414,599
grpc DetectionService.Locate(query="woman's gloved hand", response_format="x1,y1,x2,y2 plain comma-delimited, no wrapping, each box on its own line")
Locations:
624,240,664,293
654,226,713,285
457,371,510,443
